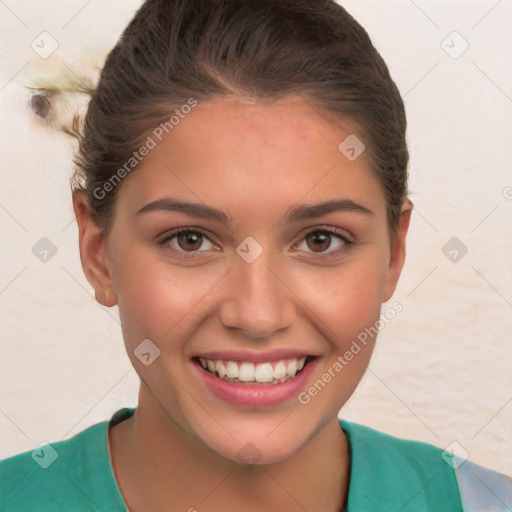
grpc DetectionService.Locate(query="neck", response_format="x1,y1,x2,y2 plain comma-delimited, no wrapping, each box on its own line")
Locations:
109,385,350,512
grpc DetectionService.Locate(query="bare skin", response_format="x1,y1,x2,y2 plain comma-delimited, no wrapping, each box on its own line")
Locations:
74,96,412,511
108,390,349,511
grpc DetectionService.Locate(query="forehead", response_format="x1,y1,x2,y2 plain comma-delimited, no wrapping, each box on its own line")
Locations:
169,96,358,164
116,96,386,226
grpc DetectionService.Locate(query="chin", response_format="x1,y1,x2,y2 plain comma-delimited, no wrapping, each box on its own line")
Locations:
215,437,302,466
195,419,312,467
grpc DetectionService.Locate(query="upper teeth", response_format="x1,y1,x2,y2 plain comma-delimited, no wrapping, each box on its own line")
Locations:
198,357,308,383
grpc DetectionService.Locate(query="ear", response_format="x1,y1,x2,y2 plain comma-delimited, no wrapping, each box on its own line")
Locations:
72,192,118,307
383,198,413,302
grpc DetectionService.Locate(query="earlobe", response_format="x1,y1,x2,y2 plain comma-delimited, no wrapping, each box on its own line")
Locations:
94,288,118,308
383,199,413,302
72,192,118,307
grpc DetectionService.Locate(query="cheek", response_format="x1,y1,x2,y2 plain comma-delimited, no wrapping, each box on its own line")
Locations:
292,249,390,349
291,253,389,413
111,252,225,348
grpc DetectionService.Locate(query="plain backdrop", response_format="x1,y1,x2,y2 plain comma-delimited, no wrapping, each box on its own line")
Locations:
1,0,511,477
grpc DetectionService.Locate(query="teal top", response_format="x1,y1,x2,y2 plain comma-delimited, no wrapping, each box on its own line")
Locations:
1,407,510,511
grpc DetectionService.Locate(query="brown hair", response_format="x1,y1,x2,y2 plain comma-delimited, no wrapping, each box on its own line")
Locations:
72,0,408,238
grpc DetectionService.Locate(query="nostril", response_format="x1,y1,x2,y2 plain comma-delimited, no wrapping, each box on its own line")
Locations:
28,93,53,120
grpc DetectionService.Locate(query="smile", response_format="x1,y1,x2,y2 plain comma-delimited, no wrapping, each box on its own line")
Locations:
193,351,319,407
197,357,311,385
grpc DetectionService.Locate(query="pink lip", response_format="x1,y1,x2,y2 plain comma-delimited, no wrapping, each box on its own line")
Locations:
192,349,317,363
193,357,318,408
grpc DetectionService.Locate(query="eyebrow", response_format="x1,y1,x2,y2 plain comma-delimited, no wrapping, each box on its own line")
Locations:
136,197,373,226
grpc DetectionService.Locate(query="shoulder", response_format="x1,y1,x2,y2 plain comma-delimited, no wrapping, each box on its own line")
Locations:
0,419,124,511
340,419,512,511
340,419,450,473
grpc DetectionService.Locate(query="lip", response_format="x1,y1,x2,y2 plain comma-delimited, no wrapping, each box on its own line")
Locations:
191,349,318,363
193,356,318,408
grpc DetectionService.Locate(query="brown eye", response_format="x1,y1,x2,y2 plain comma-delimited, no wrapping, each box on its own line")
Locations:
28,93,53,120
177,231,203,251
157,228,220,260
294,227,353,260
305,231,332,253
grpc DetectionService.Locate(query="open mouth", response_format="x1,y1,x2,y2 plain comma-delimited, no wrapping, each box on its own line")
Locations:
195,356,313,385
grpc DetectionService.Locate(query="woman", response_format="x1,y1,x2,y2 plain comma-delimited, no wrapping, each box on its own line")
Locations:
1,0,510,510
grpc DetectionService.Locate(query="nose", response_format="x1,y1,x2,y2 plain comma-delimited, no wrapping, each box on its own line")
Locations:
219,254,297,340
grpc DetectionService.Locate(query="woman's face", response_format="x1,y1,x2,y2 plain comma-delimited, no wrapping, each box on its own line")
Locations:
87,96,409,464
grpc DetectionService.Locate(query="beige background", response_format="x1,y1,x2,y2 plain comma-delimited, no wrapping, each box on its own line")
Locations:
1,0,511,477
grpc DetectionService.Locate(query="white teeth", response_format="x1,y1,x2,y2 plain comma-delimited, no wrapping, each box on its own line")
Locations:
226,361,239,379
273,361,287,380
255,363,274,383
287,359,297,378
199,356,310,384
239,362,255,382
215,360,226,379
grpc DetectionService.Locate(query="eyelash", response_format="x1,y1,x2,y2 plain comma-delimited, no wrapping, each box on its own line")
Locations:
156,226,354,261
